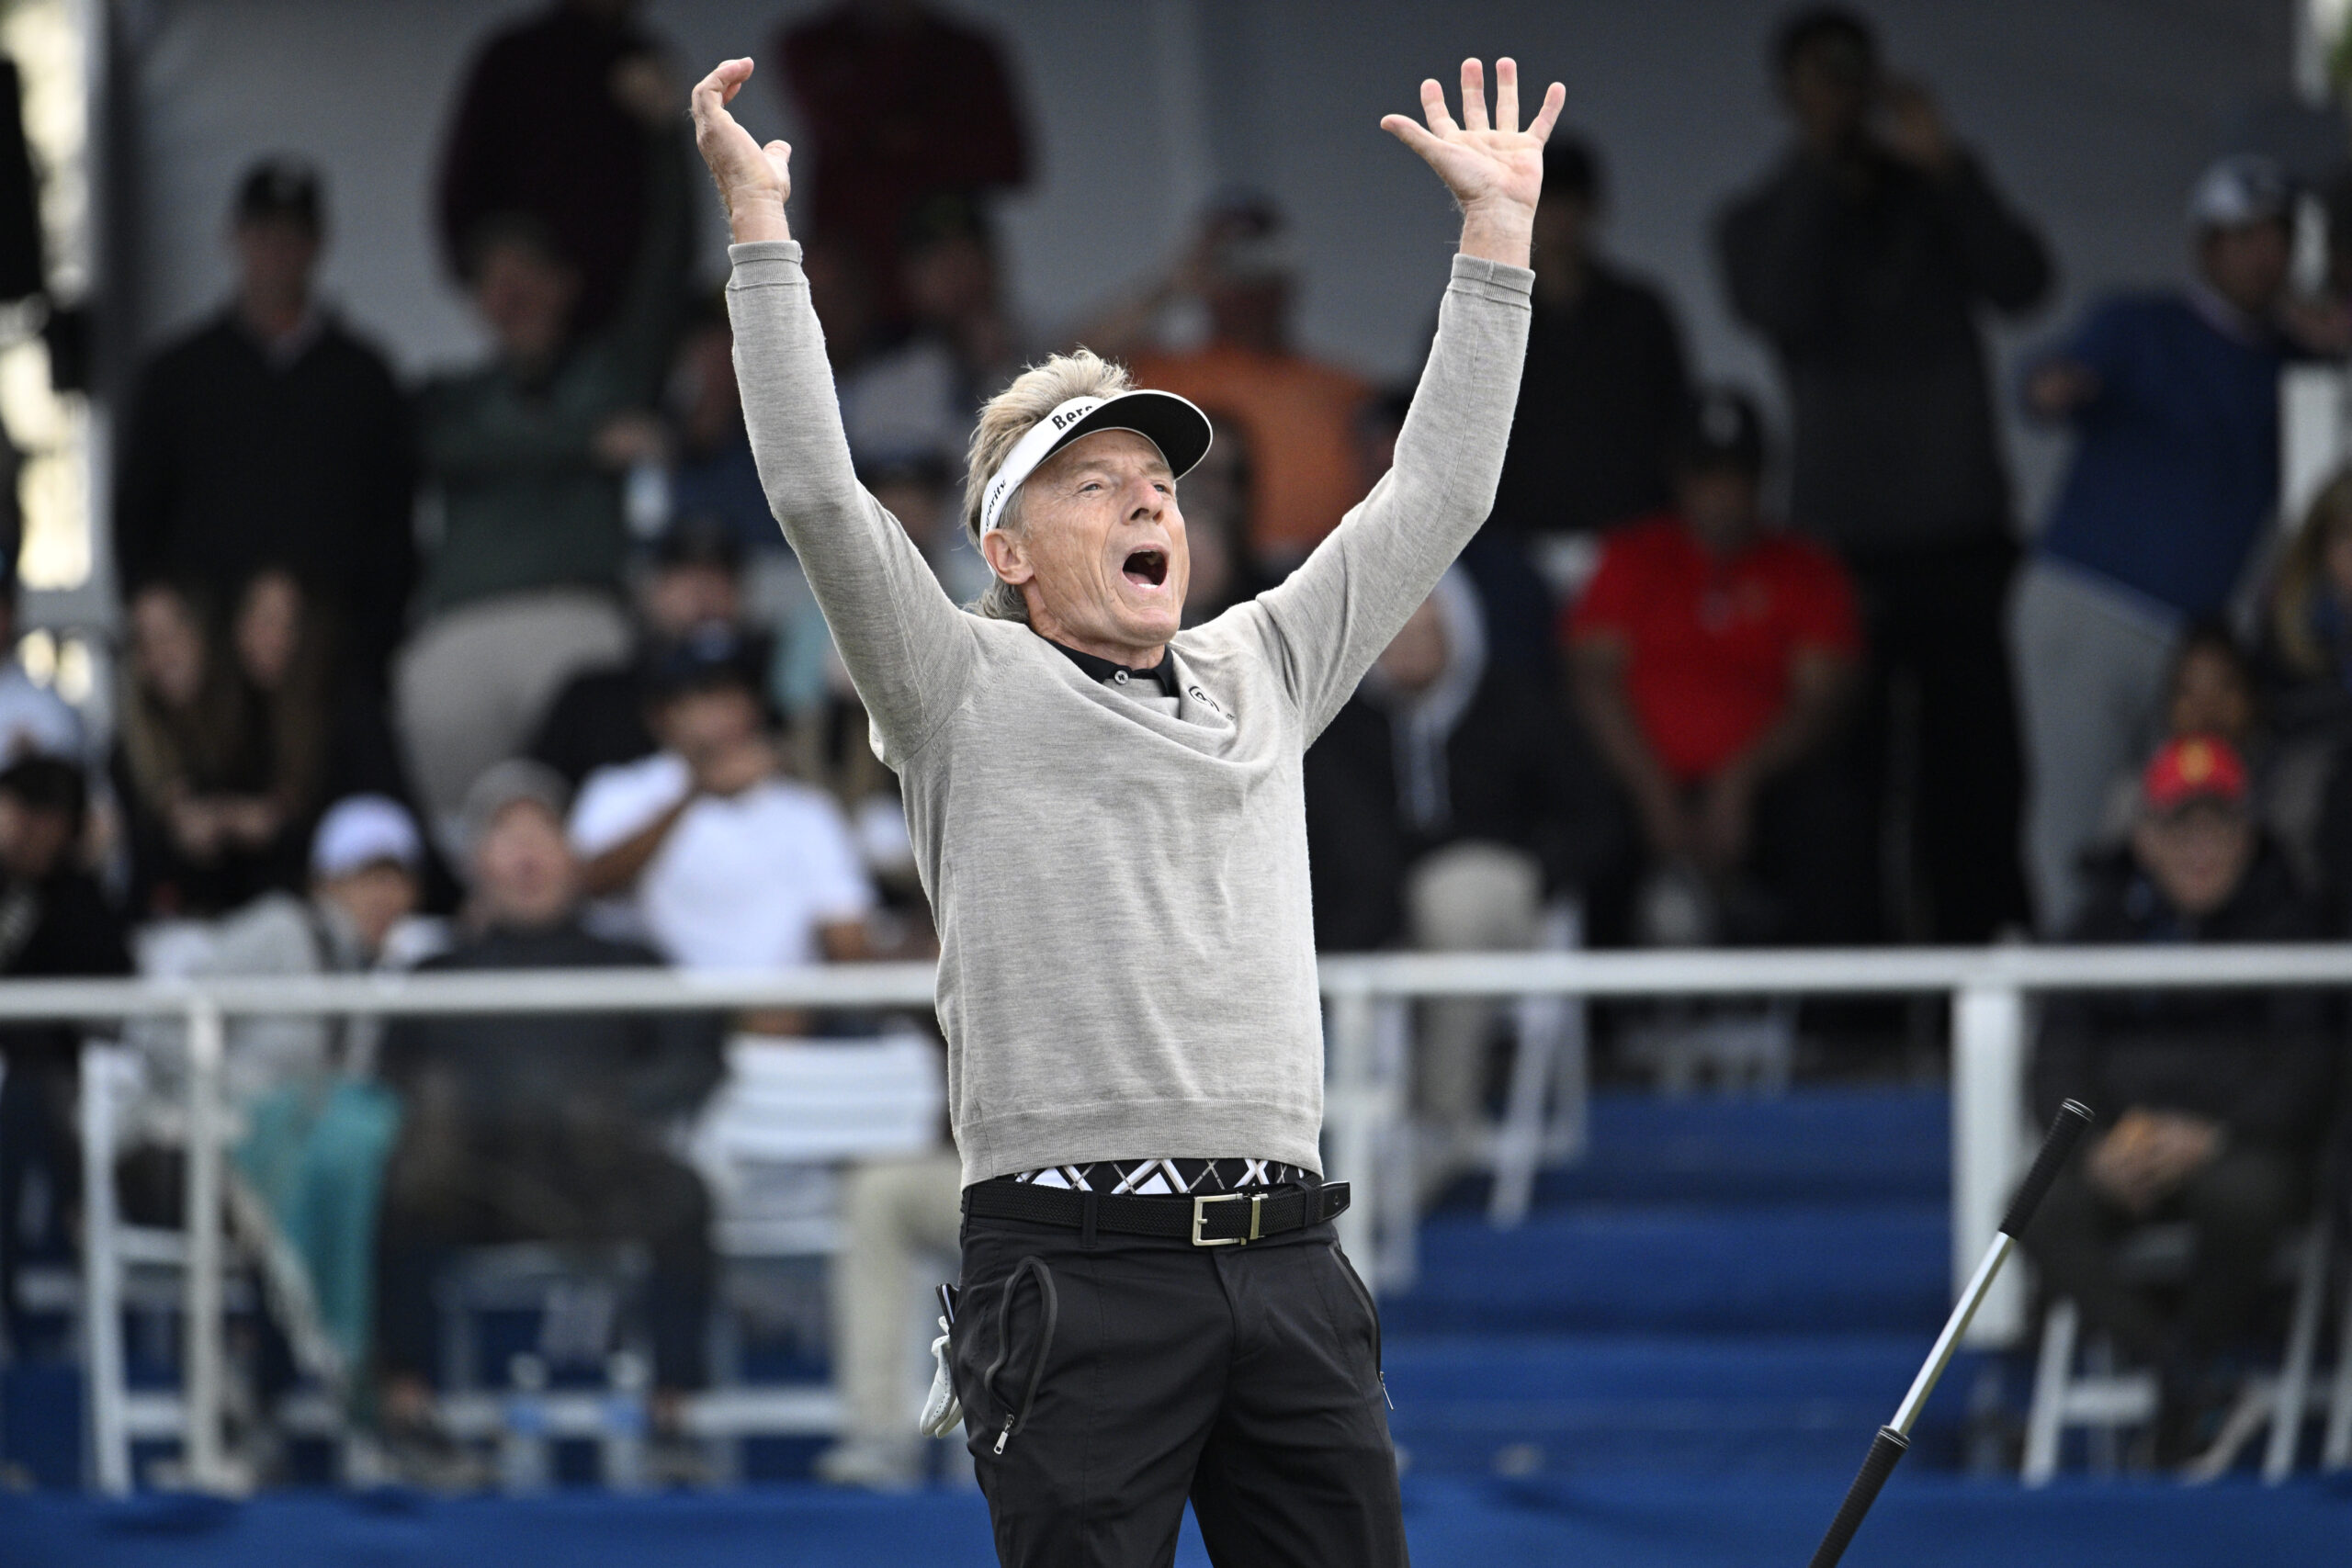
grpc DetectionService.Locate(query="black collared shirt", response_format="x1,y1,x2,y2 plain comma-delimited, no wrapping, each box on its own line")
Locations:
1046,638,1182,700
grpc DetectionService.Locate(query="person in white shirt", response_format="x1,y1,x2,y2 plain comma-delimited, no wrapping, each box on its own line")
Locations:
570,626,872,993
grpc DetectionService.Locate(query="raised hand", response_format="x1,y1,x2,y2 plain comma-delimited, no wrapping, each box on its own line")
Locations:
1382,58,1565,268
690,58,792,243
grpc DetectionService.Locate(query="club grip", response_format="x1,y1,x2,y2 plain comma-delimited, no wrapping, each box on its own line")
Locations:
1806,1425,1908,1568
1999,1099,2096,1239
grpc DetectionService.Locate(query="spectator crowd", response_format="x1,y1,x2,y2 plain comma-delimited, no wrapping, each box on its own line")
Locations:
0,0,2347,1485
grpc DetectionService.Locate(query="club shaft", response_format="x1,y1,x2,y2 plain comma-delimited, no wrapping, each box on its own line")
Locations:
1891,1232,2012,1436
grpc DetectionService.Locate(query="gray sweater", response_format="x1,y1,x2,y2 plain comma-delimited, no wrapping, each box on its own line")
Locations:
728,241,1532,1185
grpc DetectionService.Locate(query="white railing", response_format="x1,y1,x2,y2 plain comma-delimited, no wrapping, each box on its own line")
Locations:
9,941,2349,1492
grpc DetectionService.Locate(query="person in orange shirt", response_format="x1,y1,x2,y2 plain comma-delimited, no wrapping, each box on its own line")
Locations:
1084,197,1369,569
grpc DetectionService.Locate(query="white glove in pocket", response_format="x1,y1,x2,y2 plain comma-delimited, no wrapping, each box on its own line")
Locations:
917,1315,962,1438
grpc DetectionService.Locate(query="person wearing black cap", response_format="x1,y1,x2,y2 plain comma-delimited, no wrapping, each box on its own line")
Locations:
698,51,1557,1565
525,516,763,789
567,623,871,991
114,157,416,699
1487,136,1690,542
1566,389,1871,945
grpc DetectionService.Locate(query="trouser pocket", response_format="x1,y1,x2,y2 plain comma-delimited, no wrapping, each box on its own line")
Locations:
957,1254,1060,1456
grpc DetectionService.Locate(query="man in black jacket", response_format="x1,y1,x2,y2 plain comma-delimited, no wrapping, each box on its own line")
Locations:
1716,7,2050,941
2022,736,2336,1463
1487,138,1689,541
1306,570,1620,1177
113,161,415,697
0,758,131,1356
373,760,721,1453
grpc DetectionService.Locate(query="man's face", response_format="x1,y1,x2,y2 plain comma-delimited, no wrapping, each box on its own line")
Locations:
319,862,418,955
1675,466,1762,552
232,217,320,306
985,430,1187,656
642,562,740,637
654,683,761,766
2132,803,2255,918
0,796,74,882
2199,220,2291,318
470,800,577,928
1782,35,1872,149
473,239,581,366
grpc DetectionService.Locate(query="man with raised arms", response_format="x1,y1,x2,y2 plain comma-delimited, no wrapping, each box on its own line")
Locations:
691,52,1558,1567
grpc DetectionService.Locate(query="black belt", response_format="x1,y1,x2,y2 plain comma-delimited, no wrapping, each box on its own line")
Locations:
964,1179,1351,1247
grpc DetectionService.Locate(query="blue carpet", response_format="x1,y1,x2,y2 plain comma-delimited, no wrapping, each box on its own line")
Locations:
1528,1087,1949,1205
1385,1201,1950,1335
6,1475,2346,1567
1385,1333,1984,1475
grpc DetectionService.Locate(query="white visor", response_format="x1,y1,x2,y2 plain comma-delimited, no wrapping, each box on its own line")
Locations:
978,390,1215,536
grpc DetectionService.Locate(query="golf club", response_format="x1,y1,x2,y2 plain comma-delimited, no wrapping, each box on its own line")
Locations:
1805,1098,2097,1568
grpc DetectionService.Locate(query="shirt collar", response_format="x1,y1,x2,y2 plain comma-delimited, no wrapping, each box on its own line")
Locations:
1046,637,1181,698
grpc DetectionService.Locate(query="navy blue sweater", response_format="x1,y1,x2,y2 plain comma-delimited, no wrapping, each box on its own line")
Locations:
2030,291,2286,619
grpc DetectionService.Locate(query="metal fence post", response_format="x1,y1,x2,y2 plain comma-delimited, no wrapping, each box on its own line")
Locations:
78,1042,130,1495
1951,982,2029,1347
183,996,228,1489
1325,984,1381,1285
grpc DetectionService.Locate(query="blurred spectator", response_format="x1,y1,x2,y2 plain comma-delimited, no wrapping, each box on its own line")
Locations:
1566,389,1868,946
570,629,872,1010
375,761,721,1461
665,297,775,557
2017,155,2301,932
115,160,415,696
1306,570,1619,1181
2022,736,2335,1465
2089,626,2271,858
0,757,131,1355
777,0,1029,322
1718,6,2049,942
814,1150,962,1490
2265,467,2352,734
234,568,413,814
401,108,693,838
113,582,304,917
436,0,682,335
1488,138,1690,541
526,519,759,790
1091,198,1370,569
836,197,1024,472
0,569,85,766
198,796,428,1374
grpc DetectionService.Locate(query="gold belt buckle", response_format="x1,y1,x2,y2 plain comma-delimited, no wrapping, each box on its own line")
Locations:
1191,1191,1264,1247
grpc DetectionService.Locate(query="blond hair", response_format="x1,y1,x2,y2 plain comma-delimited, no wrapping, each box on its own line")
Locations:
2272,468,2352,678
961,349,1132,622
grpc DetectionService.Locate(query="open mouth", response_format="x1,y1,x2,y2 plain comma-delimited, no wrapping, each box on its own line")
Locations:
1122,547,1169,589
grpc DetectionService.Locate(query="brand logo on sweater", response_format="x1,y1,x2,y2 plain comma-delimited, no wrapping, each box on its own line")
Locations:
1186,683,1228,719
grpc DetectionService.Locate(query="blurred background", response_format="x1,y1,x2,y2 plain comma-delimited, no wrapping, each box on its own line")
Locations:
3,1,2352,1563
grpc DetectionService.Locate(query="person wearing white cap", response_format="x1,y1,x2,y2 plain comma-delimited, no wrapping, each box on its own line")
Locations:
191,793,428,1379
2014,152,2308,931
694,51,1556,1565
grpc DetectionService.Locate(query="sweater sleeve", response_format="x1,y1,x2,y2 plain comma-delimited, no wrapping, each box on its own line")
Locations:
726,241,976,761
1238,254,1533,740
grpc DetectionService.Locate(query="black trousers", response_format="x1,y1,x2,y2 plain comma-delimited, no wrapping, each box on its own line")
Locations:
1844,536,2033,942
952,1201,1405,1568
2019,1145,2303,1364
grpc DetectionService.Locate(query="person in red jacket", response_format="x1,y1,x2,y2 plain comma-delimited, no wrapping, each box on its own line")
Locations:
1567,388,1869,944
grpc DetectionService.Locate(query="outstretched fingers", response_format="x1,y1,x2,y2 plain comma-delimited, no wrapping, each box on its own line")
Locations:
1458,58,1487,132
1418,76,1456,136
1528,80,1566,144
1494,58,1519,135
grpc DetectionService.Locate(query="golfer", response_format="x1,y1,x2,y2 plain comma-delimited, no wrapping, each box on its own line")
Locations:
692,53,1558,1567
